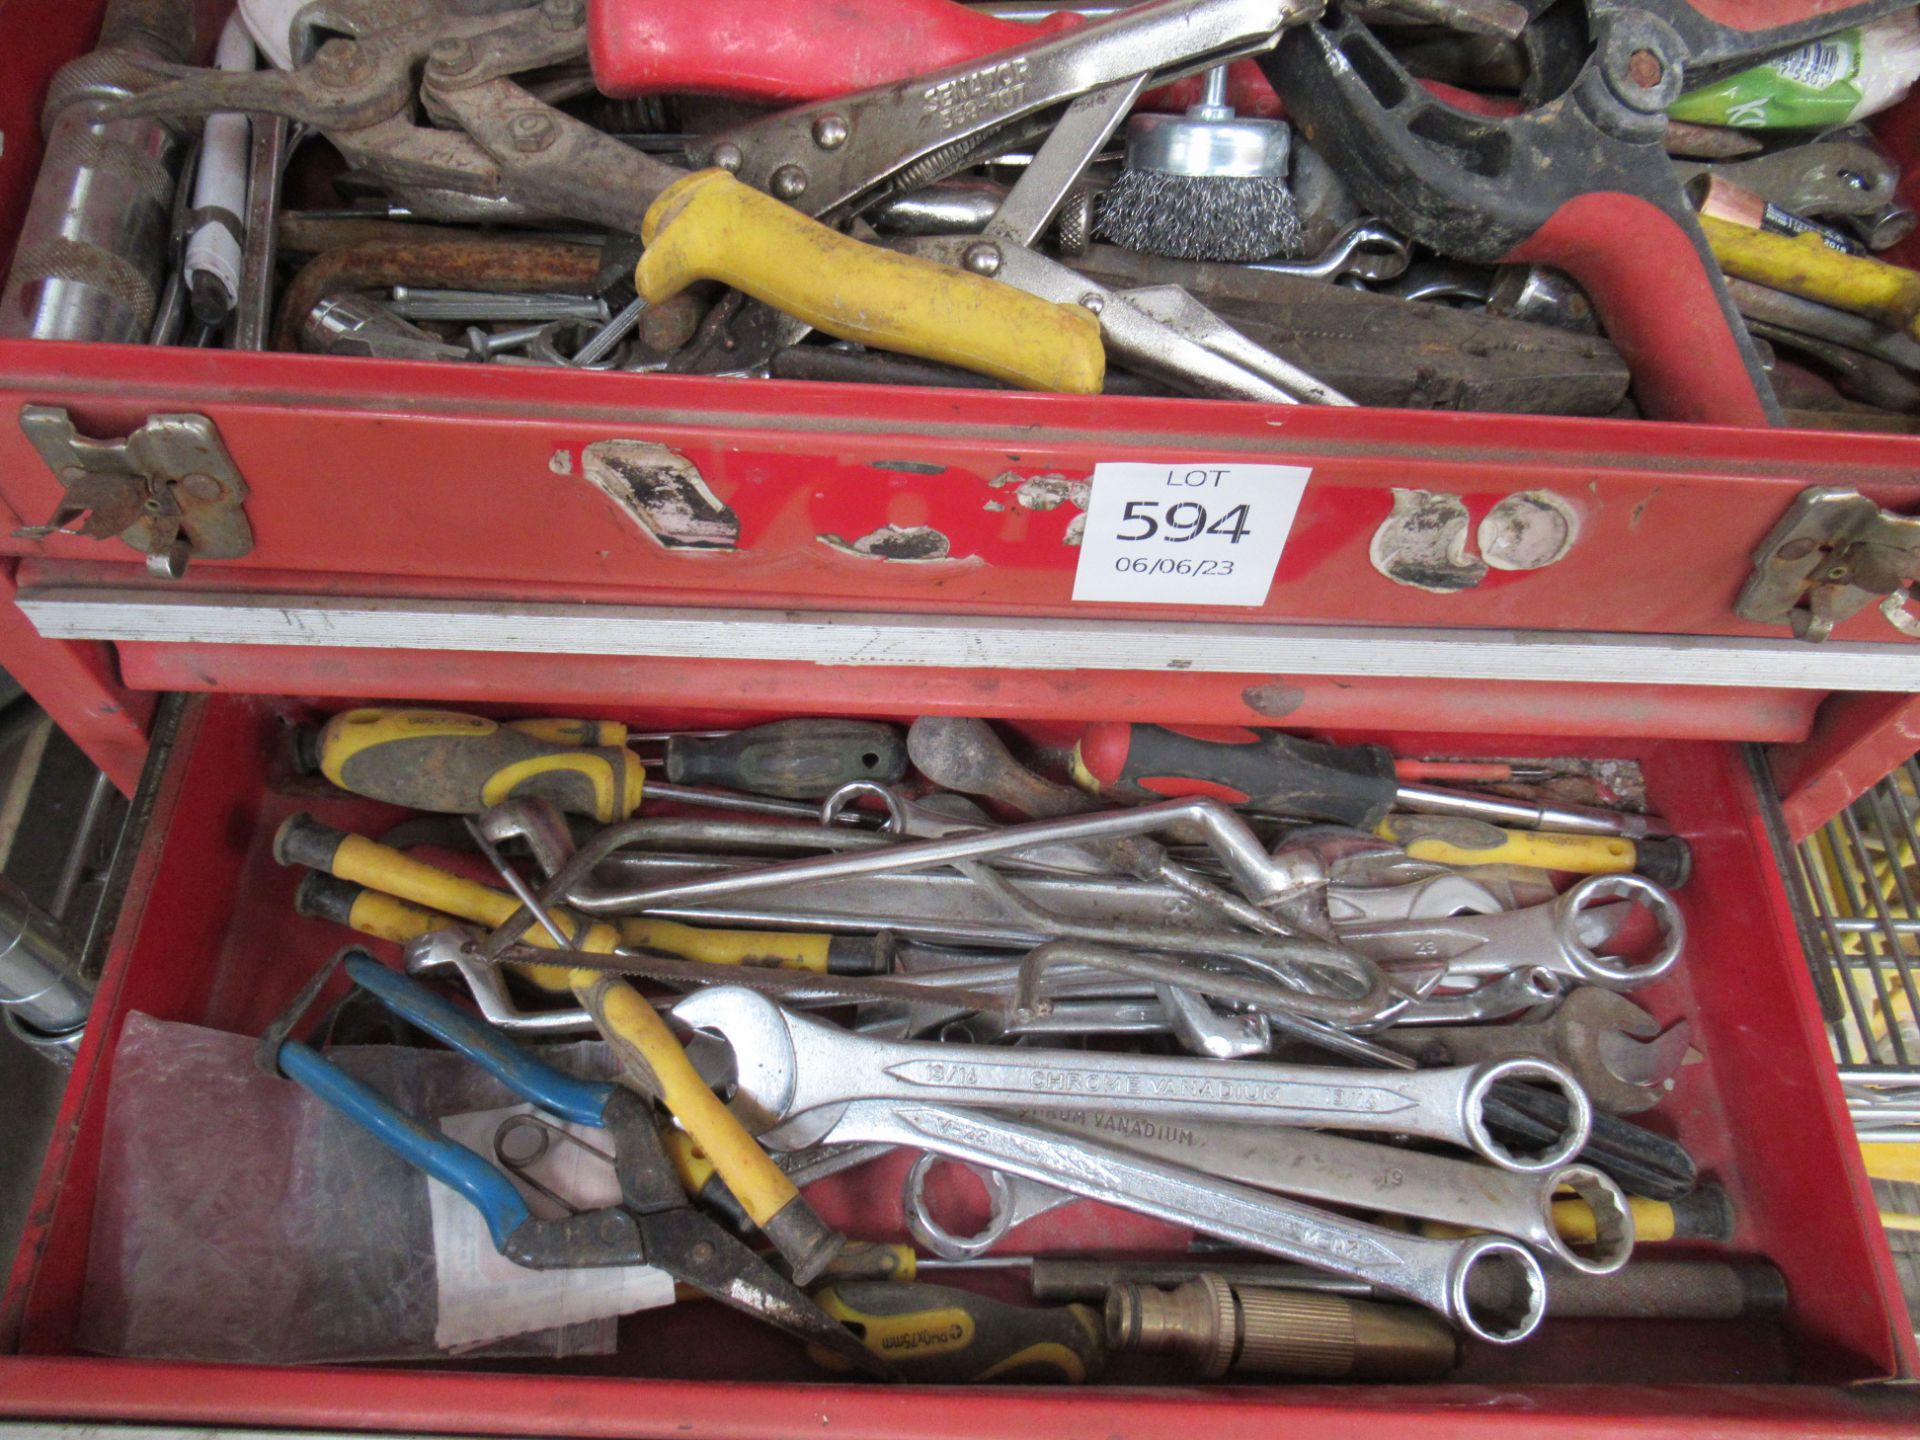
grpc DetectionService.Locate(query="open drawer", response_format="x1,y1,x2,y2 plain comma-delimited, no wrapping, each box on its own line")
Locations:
3,688,1917,1435
7,0,1920,801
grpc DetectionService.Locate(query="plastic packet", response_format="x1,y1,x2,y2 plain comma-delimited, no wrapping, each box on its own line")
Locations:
1670,8,1920,129
78,1011,621,1364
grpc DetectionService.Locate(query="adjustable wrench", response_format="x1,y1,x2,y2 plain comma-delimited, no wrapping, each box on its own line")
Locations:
1338,873,1685,991
674,987,1591,1172
769,1099,1547,1342
1035,1110,1634,1274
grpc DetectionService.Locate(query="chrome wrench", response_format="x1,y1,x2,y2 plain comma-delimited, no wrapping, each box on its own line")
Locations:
1035,1110,1634,1274
1338,873,1685,991
673,986,1591,1171
773,1099,1546,1343
904,1152,1077,1259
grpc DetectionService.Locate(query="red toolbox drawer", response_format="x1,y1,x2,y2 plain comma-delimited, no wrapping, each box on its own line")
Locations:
3,690,1917,1435
3,0,1920,798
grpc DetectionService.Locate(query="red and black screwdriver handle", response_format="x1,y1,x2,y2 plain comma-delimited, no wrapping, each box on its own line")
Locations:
1072,722,1399,828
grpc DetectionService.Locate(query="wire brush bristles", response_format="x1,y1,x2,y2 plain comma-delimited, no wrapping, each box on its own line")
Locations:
1095,169,1303,263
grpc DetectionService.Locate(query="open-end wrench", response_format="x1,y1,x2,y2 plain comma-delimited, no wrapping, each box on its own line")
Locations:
1378,987,1692,1116
769,1100,1546,1343
674,987,1590,1172
1338,873,1685,991
1035,1110,1633,1274
1325,873,1505,926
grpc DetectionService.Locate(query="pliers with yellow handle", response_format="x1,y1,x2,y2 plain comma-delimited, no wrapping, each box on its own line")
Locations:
259,948,891,1378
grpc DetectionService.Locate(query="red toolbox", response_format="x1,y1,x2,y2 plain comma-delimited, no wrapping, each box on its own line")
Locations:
3,0,1920,1429
2,693,1918,1434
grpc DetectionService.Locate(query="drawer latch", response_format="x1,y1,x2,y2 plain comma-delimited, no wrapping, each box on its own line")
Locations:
12,406,254,578
1735,487,1920,643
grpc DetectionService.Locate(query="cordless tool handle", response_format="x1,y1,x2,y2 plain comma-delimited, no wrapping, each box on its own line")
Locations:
637,171,1105,395
1073,723,1397,827
307,707,644,821
665,718,908,799
810,1280,1105,1382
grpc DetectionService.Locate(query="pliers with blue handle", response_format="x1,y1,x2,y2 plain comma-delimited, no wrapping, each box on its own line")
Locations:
268,950,890,1377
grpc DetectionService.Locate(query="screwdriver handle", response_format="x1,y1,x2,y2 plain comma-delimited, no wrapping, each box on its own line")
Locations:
310,708,644,822
1073,723,1398,827
291,870,873,975
666,718,910,799
809,1281,1104,1383
1379,816,1692,887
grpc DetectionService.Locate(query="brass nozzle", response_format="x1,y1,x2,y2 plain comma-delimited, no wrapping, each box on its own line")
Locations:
1105,1275,1461,1381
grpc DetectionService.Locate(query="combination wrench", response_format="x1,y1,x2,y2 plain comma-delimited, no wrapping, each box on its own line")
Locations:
767,1099,1548,1343
673,987,1592,1172
1338,873,1685,991
1034,1110,1634,1274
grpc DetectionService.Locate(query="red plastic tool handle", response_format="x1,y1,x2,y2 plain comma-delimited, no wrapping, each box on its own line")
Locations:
589,0,1281,112
590,0,1080,103
1505,193,1774,426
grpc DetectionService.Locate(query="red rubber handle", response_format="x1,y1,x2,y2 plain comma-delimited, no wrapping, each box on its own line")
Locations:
590,0,1081,103
1505,193,1775,426
588,0,1281,112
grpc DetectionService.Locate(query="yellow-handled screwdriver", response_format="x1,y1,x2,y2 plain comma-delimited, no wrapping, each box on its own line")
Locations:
807,1280,1105,1383
273,812,846,1283
298,707,908,821
1377,815,1692,887
1413,1184,1733,1246
292,871,888,975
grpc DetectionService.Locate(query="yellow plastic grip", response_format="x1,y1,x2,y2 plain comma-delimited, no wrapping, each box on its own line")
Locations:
313,840,830,976
346,888,466,944
1699,214,1920,338
1377,817,1635,875
1552,1195,1675,1244
319,833,616,994
619,916,831,972
315,706,645,821
1860,1141,1920,1184
317,707,491,787
508,717,630,747
636,169,1105,394
577,974,801,1228
301,827,801,1229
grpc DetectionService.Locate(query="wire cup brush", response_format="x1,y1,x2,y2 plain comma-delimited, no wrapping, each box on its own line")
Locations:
1095,64,1303,262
